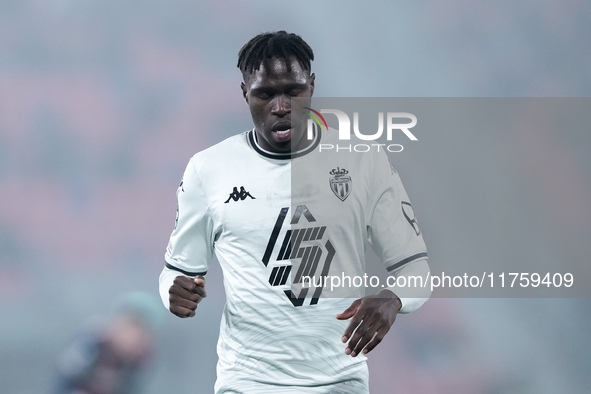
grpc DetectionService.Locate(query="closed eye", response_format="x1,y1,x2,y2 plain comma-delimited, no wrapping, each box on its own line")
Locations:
255,91,272,100
288,89,304,97
250,87,274,100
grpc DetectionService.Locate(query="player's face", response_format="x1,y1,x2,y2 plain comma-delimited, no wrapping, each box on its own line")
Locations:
241,57,315,153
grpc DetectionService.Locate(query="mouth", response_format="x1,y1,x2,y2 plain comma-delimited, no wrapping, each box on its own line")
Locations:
271,122,292,142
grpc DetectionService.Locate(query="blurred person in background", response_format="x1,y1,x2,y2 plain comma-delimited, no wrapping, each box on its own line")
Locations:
54,292,161,394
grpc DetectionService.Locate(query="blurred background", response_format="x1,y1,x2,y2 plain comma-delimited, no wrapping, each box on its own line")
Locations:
0,0,590,393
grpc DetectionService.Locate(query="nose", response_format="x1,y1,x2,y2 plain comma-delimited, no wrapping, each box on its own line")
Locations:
271,94,291,117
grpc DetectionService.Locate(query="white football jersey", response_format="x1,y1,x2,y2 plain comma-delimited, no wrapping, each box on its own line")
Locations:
161,128,428,393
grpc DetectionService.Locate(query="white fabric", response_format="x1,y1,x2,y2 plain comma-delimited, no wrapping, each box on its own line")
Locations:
160,129,429,393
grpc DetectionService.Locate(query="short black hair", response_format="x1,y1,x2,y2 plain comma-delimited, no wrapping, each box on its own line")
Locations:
237,31,314,75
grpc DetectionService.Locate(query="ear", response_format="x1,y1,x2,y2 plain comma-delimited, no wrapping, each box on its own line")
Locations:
241,81,248,103
309,73,315,96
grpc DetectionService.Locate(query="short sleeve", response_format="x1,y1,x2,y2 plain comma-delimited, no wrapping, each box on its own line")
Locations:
164,156,215,276
366,151,428,272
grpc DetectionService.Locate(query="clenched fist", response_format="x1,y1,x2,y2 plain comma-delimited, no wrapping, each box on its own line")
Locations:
168,276,207,318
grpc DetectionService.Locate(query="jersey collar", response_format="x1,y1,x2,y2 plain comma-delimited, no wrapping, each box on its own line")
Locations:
248,125,321,160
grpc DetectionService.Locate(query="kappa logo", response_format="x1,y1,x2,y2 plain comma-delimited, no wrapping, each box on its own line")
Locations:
329,167,352,201
224,186,256,203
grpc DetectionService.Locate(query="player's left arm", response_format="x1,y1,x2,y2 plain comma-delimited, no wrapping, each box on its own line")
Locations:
337,151,431,357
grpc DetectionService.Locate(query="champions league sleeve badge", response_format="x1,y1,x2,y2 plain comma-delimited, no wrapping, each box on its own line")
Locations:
329,167,351,201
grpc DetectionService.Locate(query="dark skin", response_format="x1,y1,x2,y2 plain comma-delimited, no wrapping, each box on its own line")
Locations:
241,57,314,153
168,56,402,357
169,276,206,318
336,289,402,357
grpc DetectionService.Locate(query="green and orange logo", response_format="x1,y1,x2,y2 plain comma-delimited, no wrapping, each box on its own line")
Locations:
303,107,329,131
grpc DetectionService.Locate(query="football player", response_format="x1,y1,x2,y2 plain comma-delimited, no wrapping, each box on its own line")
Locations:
159,31,430,393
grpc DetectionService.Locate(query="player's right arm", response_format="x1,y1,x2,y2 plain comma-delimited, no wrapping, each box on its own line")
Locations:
159,155,216,317
159,271,206,318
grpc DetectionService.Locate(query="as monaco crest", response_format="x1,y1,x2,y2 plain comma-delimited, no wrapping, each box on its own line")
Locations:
329,167,351,201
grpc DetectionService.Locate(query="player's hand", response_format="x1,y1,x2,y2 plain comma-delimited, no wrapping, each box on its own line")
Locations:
336,290,401,357
168,276,207,318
